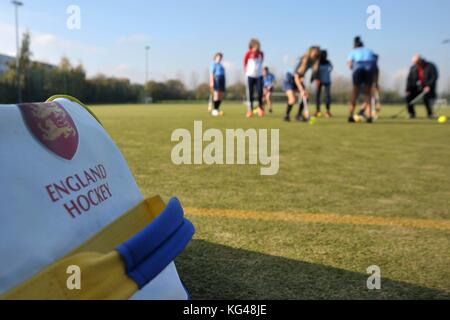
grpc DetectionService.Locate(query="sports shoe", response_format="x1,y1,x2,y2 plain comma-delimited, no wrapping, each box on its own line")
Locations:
348,116,356,123
283,115,291,122
257,107,265,117
366,117,373,124
325,111,332,118
246,111,253,118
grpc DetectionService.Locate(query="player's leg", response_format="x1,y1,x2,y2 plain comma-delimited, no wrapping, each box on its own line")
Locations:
364,83,373,123
247,77,255,117
296,81,306,121
325,84,332,117
373,85,381,113
256,76,265,117
297,98,305,122
349,68,363,122
406,90,417,119
267,88,273,113
360,86,371,119
424,92,435,119
284,90,297,122
211,90,223,117
315,81,322,116
360,67,374,123
213,91,224,111
349,85,361,122
213,90,220,110
283,73,297,121
212,77,219,109
369,68,380,118
263,88,269,111
216,76,225,111
370,86,377,117
211,76,222,116
358,74,373,119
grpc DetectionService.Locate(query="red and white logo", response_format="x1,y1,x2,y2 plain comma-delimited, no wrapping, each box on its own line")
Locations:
19,102,79,160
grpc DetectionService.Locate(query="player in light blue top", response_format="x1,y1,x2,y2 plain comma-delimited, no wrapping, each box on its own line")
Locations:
263,67,276,113
210,59,225,78
347,36,378,123
209,53,226,116
348,48,377,70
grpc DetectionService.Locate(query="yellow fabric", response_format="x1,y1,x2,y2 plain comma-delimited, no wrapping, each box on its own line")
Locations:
2,196,167,300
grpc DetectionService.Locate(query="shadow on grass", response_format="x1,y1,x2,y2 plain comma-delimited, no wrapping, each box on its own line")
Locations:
176,240,449,300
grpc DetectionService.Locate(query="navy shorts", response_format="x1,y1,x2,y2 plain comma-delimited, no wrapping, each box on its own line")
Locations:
214,75,226,92
283,73,298,92
352,63,376,87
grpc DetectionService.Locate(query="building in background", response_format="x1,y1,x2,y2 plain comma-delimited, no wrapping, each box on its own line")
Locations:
0,53,56,76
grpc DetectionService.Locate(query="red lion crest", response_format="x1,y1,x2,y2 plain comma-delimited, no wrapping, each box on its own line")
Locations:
19,102,79,160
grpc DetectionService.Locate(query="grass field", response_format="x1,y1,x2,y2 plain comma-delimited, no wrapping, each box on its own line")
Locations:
92,102,450,300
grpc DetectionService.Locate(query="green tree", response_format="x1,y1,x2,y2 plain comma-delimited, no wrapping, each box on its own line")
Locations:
194,83,211,100
226,82,246,101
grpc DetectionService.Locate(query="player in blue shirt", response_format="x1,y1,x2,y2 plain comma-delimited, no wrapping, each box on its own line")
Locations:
347,36,378,123
358,54,381,120
263,67,276,113
209,52,226,116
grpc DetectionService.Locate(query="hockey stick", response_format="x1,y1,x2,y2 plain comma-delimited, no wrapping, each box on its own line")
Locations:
391,91,425,119
410,90,426,106
302,95,310,119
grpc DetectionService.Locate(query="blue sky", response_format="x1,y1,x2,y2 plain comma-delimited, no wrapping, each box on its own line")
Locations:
0,0,449,90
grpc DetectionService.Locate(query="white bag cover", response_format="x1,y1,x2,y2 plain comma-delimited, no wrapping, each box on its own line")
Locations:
0,97,188,300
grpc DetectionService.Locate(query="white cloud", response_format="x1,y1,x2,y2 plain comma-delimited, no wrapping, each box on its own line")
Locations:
0,22,16,56
34,34,57,46
115,64,131,73
0,21,104,66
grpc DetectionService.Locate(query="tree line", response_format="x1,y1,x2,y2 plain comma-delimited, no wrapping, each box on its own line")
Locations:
1,32,448,105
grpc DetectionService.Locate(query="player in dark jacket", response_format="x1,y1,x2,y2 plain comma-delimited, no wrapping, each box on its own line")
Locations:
314,50,333,118
283,46,321,122
406,54,439,119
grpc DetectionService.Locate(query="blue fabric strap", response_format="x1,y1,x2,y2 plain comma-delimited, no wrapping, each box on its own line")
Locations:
128,219,194,289
116,197,195,288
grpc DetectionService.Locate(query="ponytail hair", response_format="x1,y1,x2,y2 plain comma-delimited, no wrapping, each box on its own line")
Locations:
354,36,364,48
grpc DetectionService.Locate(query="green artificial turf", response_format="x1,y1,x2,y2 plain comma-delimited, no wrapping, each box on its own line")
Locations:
92,102,450,299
